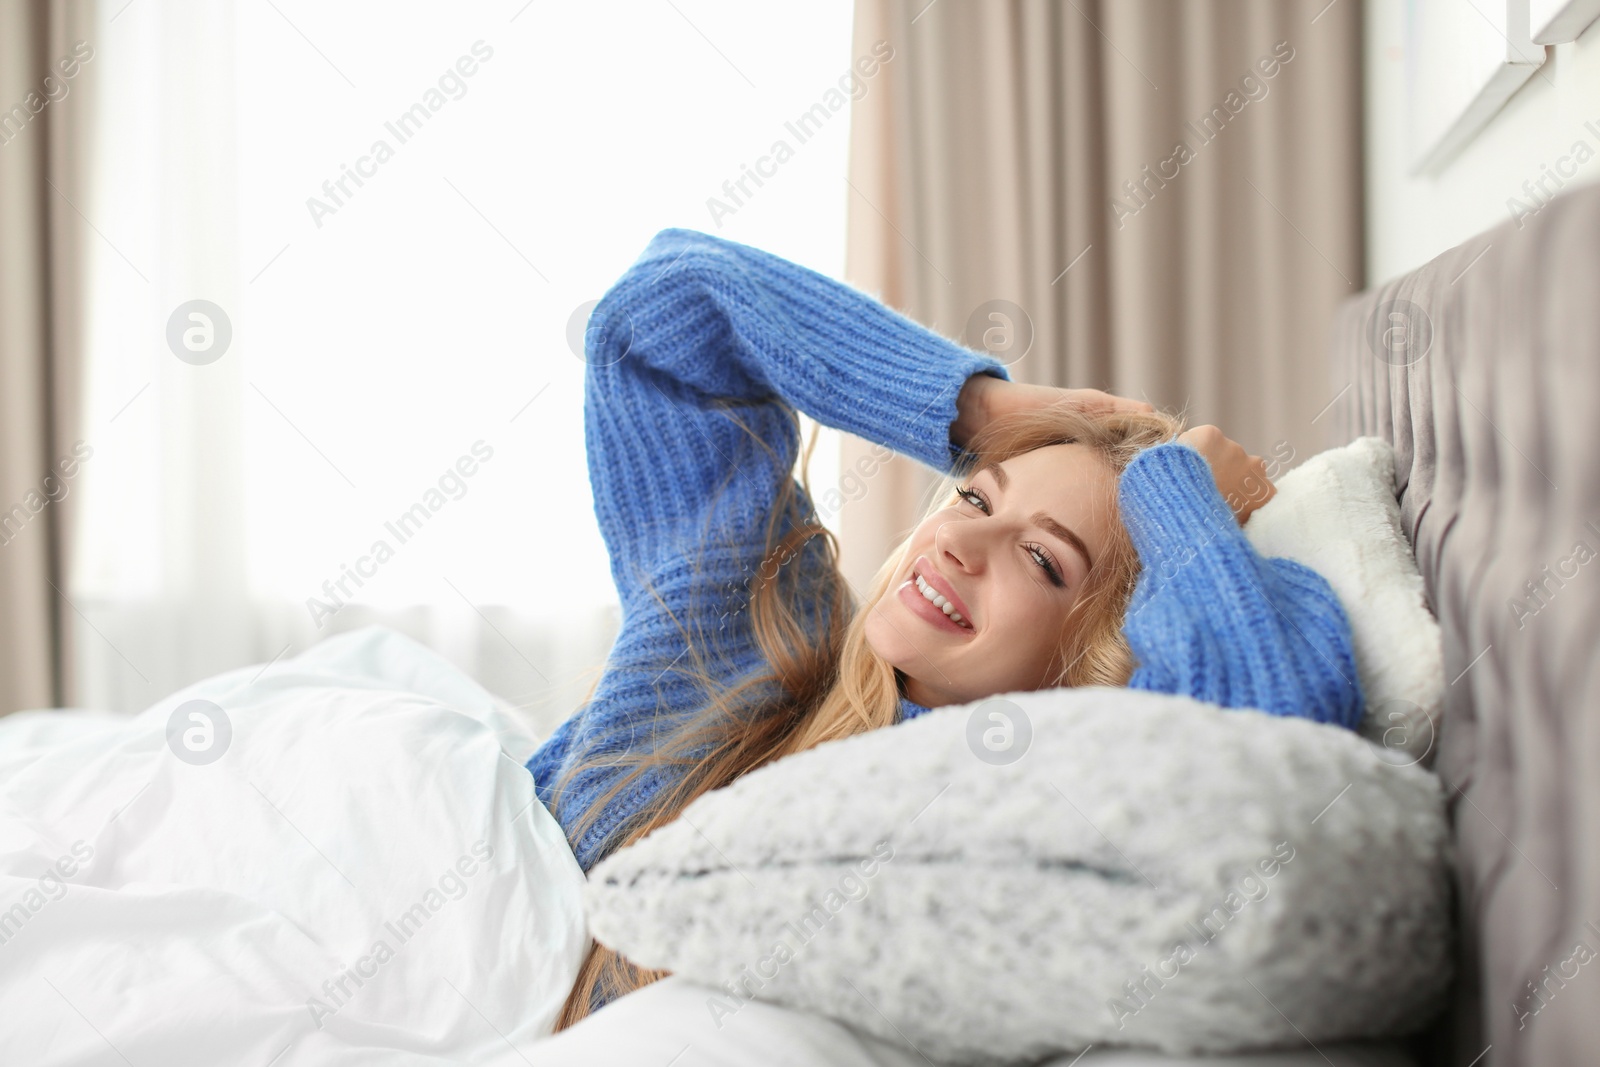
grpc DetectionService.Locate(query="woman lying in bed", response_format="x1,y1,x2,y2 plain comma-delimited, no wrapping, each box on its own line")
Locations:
527,228,1364,1027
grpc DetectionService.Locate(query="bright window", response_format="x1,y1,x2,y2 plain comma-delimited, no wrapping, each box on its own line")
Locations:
74,0,853,727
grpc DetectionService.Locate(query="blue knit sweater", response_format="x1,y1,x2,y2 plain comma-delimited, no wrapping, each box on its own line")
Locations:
527,228,1363,874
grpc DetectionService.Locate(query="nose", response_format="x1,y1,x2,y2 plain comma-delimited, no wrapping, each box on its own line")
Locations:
933,519,985,575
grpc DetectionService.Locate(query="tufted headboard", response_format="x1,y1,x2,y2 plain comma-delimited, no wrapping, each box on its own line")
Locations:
1329,185,1600,1067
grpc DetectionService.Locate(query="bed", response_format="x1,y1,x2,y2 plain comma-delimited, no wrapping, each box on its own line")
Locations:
3,189,1593,1066
538,183,1600,1066
1326,183,1600,1067
0,625,1427,1067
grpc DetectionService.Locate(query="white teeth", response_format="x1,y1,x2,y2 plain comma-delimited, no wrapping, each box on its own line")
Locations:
914,573,970,628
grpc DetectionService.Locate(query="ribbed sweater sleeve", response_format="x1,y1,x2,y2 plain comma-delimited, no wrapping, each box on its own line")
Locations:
1116,442,1365,729
525,228,1010,871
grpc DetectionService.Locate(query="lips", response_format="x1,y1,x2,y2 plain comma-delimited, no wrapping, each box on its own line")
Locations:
913,556,973,621
894,554,976,636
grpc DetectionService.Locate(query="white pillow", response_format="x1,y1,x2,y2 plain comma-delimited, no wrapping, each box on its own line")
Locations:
584,685,1452,1066
535,973,1418,1067
1243,436,1444,766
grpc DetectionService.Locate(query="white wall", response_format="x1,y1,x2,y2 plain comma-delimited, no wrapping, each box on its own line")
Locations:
1366,0,1600,284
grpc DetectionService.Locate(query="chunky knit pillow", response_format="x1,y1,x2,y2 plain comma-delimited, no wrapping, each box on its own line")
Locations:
583,686,1452,1066
1243,436,1444,766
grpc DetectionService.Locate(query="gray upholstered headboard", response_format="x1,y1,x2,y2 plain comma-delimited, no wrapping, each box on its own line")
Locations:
1329,185,1600,1067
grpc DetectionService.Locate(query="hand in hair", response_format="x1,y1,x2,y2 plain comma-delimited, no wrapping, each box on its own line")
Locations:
1176,424,1276,525
952,373,1156,450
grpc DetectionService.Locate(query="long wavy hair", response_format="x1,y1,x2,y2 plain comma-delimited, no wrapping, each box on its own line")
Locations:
551,400,1184,1030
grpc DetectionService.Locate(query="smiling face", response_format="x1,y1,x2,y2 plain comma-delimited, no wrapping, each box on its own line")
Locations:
863,442,1121,708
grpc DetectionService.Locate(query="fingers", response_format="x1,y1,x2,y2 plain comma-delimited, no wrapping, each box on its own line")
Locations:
1177,424,1224,455
1070,388,1156,415
1234,454,1276,526
1032,386,1158,418
1114,393,1157,414
1176,427,1277,526
1102,391,1155,413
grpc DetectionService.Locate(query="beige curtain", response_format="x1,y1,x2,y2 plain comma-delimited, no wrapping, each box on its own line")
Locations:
840,0,1362,589
0,1,97,713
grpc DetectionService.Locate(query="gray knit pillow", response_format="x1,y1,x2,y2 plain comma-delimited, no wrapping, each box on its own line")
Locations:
583,686,1452,1066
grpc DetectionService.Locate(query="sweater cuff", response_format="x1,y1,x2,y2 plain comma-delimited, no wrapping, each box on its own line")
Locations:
932,364,1012,471
1117,443,1239,580
856,351,1011,473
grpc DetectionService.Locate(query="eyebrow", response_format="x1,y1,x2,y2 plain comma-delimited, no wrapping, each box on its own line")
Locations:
1034,512,1093,571
976,462,1094,571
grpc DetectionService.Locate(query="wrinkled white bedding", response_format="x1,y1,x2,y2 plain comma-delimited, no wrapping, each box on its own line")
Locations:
0,627,586,1066
537,975,1417,1067
0,627,1420,1067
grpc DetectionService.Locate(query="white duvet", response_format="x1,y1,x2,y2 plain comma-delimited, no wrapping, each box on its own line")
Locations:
0,627,586,1066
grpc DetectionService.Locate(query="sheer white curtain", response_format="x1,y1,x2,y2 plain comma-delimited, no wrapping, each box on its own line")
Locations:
72,0,851,735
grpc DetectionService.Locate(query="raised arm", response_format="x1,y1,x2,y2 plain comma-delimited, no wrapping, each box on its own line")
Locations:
579,228,1013,599
529,228,1009,869
1116,442,1365,729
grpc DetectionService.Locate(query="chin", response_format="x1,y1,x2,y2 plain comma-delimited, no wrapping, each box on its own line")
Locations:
861,610,907,669
862,606,933,677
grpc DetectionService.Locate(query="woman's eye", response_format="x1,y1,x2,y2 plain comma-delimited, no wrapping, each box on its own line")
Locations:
954,487,1065,588
1026,544,1065,587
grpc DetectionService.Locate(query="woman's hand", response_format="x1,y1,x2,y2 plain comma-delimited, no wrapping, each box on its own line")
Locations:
1177,424,1276,526
952,373,1156,449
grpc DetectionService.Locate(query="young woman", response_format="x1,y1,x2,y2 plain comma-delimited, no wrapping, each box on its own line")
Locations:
527,228,1364,1027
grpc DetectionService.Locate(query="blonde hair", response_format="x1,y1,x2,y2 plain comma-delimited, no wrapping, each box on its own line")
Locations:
551,401,1184,1029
